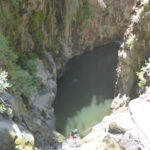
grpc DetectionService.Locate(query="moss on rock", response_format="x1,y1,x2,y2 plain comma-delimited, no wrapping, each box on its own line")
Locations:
0,120,34,150
28,11,45,53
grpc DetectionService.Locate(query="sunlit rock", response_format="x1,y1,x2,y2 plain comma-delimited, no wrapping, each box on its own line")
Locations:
0,119,34,150
129,98,150,148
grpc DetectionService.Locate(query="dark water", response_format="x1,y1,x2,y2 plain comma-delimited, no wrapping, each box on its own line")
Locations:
53,43,119,137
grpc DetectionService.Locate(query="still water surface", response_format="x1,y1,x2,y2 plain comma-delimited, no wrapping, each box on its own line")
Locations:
53,43,119,137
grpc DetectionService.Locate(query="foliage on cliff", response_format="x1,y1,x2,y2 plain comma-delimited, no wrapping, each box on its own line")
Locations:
136,65,146,90
72,0,93,29
115,0,150,99
0,0,94,100
0,32,39,100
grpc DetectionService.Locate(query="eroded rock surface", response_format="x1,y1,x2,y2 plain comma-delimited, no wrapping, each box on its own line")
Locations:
0,118,34,150
114,0,150,102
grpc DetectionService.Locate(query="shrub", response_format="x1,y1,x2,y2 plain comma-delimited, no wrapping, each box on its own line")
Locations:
28,11,45,53
19,53,38,76
0,32,39,100
0,4,22,46
75,0,93,29
10,0,19,8
0,103,6,113
136,65,147,90
18,53,42,97
127,34,136,50
73,0,79,15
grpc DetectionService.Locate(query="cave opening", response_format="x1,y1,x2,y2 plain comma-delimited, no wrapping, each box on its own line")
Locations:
53,42,120,137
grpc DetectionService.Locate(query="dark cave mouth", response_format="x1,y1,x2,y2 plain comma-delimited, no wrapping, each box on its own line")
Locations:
53,42,120,137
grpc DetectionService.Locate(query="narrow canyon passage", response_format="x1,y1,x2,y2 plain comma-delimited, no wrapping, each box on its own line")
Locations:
53,43,119,137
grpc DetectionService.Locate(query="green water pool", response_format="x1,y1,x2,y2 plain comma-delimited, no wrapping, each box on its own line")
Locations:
53,43,119,137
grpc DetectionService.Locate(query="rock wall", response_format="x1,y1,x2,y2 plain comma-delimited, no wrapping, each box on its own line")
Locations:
0,0,135,74
112,0,150,110
0,0,136,149
60,0,136,59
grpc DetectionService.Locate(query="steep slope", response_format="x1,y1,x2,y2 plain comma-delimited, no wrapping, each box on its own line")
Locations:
112,0,150,110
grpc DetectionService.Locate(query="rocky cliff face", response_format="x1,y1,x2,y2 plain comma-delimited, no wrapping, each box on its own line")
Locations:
0,0,135,73
0,0,136,149
112,0,150,111
0,0,135,107
62,1,150,149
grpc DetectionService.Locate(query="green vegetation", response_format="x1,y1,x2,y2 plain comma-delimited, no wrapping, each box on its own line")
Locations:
136,65,147,90
73,0,79,15
19,53,42,94
127,34,136,50
0,103,6,113
28,11,45,53
53,0,65,32
64,96,111,137
10,0,19,8
0,2,22,47
0,32,39,100
19,53,38,76
0,102,13,116
0,1,44,101
0,32,21,97
75,0,93,29
0,0,92,104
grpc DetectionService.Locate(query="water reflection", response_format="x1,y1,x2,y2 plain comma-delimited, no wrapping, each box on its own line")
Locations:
53,43,119,137
65,95,111,137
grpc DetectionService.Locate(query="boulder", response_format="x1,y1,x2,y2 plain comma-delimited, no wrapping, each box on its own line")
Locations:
0,91,19,117
0,119,34,150
129,98,150,149
109,111,134,134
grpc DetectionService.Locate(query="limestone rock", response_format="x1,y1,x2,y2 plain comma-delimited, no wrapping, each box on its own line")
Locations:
109,111,134,134
129,98,150,148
